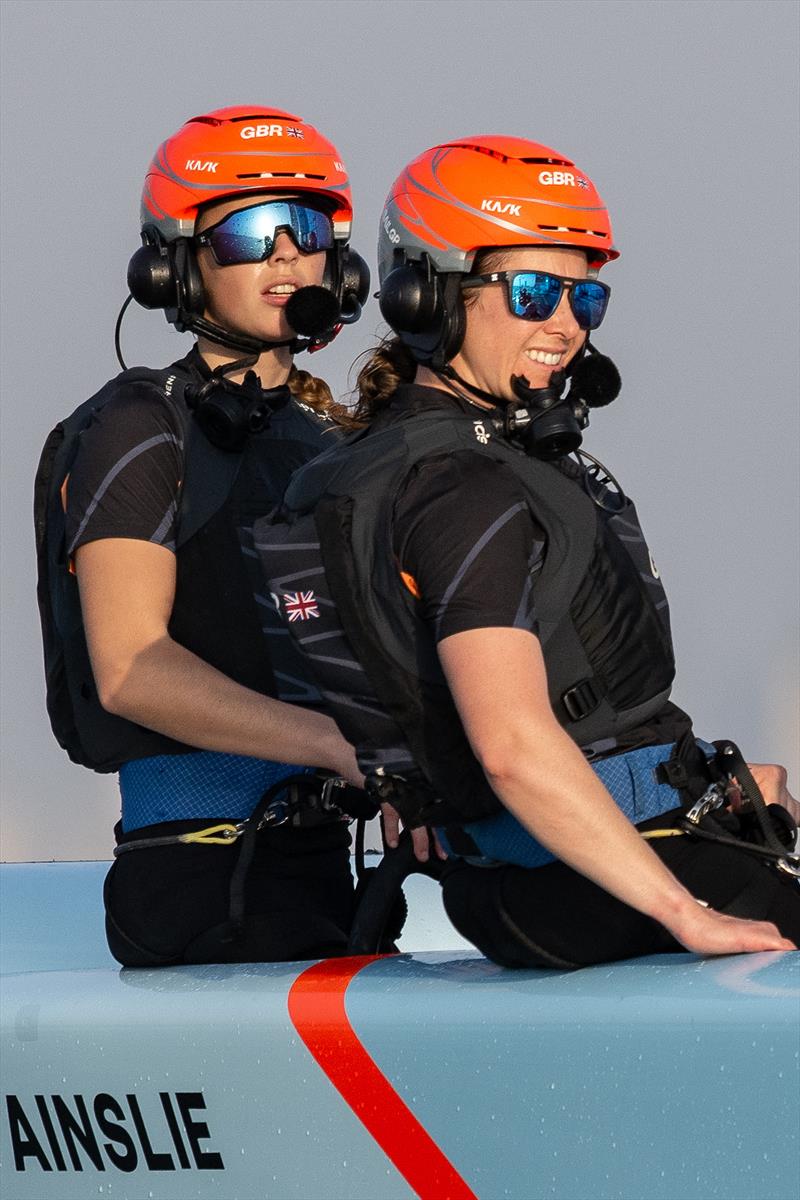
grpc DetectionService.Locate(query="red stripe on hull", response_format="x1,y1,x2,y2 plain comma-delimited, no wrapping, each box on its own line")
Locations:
288,956,478,1200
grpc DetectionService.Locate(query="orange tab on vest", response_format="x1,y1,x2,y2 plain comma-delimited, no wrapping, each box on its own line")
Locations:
400,570,421,600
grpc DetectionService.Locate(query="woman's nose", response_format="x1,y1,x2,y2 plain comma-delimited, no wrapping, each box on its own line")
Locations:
543,289,582,339
268,230,299,264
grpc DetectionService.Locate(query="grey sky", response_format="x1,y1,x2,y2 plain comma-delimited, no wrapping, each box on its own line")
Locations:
1,0,798,861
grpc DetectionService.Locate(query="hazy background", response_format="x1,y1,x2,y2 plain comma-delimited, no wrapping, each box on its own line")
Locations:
2,0,798,862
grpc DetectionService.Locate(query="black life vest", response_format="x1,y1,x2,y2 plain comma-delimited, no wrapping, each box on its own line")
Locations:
254,400,677,827
35,354,332,773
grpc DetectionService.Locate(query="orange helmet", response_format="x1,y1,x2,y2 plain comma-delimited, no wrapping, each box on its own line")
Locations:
127,106,369,354
141,105,352,243
378,135,617,284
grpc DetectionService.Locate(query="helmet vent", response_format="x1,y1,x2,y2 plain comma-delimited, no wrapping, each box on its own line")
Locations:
237,172,326,181
520,157,572,166
539,225,609,239
228,112,301,123
449,143,511,163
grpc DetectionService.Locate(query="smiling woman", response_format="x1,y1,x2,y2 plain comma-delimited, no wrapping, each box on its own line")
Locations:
34,106,375,967
254,134,800,967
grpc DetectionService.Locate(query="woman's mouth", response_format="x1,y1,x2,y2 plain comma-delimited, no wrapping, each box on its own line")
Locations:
524,348,564,367
262,282,299,305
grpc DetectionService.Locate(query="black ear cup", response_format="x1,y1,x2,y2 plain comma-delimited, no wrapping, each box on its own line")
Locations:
379,264,442,333
338,248,370,324
172,239,205,317
322,246,371,326
127,243,176,309
126,234,205,319
379,263,465,369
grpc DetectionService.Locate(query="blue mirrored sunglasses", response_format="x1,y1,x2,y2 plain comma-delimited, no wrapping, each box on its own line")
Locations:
461,270,610,331
194,201,334,265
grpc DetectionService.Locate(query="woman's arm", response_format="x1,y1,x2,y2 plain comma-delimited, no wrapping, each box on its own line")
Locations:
75,537,361,784
438,626,794,955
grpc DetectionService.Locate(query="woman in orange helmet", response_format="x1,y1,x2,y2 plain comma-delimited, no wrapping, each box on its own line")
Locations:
255,136,799,965
38,106,374,966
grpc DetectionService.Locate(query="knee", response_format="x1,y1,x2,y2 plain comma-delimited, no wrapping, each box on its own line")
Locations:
442,863,576,970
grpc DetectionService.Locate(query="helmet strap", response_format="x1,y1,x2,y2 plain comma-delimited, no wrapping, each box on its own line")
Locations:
435,365,503,410
180,311,303,356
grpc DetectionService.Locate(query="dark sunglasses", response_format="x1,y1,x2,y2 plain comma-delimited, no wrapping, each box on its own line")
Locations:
194,200,334,266
461,270,610,331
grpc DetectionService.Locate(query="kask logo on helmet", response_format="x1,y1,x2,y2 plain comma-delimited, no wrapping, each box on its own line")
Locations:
239,124,305,140
185,160,218,173
481,200,522,216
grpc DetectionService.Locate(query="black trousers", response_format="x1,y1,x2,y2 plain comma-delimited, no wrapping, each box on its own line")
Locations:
104,819,354,967
442,817,800,969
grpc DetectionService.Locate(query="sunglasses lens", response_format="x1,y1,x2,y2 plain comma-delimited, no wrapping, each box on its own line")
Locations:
206,202,334,265
508,272,562,321
571,281,609,330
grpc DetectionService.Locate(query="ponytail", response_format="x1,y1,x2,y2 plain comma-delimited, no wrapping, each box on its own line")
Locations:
353,337,417,422
288,366,357,428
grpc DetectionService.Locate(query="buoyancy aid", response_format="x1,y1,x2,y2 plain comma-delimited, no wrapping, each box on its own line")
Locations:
254,394,678,828
35,351,333,772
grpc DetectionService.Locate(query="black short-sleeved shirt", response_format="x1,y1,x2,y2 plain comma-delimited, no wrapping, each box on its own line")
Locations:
394,451,545,643
66,387,187,556
390,386,546,644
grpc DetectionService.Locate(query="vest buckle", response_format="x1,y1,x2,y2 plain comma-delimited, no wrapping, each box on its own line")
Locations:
562,678,600,722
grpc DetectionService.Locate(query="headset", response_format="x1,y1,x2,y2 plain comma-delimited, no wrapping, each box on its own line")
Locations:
378,254,466,371
127,227,370,355
121,230,370,452
380,254,622,460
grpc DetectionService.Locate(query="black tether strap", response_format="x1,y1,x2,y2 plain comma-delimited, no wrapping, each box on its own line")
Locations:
711,740,791,860
223,774,379,941
225,774,310,940
347,830,446,955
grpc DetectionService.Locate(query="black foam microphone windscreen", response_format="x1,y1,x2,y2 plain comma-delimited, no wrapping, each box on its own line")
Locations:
285,286,341,336
568,350,621,408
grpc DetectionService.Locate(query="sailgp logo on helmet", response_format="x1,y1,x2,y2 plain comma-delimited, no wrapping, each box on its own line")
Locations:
239,124,305,139
382,210,400,245
481,200,522,216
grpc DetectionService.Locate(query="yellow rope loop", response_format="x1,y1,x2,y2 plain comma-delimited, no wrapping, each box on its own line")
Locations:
179,823,243,846
641,828,686,840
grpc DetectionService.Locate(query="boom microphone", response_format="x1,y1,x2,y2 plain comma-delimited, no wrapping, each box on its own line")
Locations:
285,286,341,337
568,345,621,408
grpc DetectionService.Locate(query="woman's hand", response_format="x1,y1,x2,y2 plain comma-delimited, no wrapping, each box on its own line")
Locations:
666,898,795,956
740,763,800,826
381,803,448,863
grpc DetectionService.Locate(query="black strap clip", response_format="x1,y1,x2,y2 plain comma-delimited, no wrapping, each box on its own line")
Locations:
562,678,600,722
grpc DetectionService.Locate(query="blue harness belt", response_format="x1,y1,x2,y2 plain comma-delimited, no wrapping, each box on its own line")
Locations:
119,752,311,832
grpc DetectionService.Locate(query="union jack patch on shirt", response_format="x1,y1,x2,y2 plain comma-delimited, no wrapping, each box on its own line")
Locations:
283,590,319,621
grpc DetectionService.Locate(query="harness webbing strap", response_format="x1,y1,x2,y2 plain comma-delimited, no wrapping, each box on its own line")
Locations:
113,824,242,856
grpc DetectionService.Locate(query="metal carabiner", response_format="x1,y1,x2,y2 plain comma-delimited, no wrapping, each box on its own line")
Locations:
683,783,728,826
257,800,290,829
